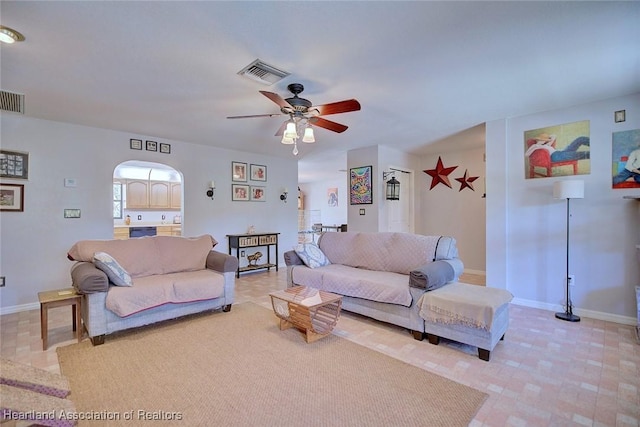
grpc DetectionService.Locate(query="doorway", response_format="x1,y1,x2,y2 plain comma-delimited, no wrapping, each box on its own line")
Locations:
385,168,413,233
113,160,183,236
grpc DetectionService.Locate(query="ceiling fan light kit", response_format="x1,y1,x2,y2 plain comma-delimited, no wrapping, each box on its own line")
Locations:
228,83,360,156
0,26,25,44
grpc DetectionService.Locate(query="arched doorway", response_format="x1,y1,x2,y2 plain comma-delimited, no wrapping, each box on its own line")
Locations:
113,160,183,239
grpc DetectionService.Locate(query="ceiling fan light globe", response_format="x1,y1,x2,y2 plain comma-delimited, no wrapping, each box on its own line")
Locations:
281,135,295,145
302,127,315,143
284,122,298,139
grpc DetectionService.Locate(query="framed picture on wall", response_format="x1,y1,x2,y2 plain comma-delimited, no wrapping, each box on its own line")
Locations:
232,162,247,182
250,186,266,201
0,183,24,212
350,165,373,205
146,140,158,152
0,150,29,180
250,164,267,182
232,184,250,201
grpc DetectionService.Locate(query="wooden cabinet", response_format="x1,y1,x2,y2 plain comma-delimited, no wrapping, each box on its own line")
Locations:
114,227,129,240
227,233,279,278
157,225,182,237
170,183,181,209
123,180,181,210
126,180,149,209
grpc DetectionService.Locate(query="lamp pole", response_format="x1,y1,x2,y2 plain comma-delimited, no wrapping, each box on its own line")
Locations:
555,196,580,322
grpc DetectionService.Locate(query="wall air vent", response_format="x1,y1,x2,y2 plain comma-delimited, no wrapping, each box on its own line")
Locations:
0,90,25,114
237,59,290,86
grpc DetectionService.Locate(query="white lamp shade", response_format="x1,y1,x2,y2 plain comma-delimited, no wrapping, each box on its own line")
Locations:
302,127,315,143
553,180,584,199
284,122,298,139
281,135,295,145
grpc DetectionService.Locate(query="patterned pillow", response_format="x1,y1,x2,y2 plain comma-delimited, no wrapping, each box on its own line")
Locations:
93,252,133,287
294,244,331,269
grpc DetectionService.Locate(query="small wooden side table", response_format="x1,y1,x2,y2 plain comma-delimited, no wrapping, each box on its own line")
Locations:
38,288,82,350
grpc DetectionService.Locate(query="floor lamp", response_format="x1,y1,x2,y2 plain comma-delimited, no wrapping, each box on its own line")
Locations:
553,180,584,322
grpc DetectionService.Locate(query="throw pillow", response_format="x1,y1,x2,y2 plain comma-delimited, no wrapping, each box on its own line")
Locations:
294,243,331,269
93,252,133,287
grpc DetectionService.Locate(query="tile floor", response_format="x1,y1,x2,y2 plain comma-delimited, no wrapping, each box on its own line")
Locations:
1,270,638,426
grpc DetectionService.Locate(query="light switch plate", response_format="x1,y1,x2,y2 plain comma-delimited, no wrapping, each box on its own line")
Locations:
64,209,81,218
64,178,77,187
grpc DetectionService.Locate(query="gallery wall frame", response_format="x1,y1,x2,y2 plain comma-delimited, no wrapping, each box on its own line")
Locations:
350,165,373,205
159,143,171,154
0,183,24,212
146,140,158,152
130,139,143,150
0,150,29,180
232,184,250,201
250,164,267,182
232,162,248,182
250,186,266,201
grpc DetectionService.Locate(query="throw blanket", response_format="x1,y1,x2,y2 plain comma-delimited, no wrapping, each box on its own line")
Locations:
409,260,456,291
418,282,513,331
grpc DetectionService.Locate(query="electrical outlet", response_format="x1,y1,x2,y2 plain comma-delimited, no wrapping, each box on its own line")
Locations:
241,250,245,257
0,276,5,287
568,275,575,287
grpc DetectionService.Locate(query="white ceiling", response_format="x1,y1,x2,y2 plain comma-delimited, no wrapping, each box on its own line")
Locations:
1,1,639,182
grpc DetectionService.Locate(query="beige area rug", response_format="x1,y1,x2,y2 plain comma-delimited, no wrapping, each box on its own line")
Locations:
57,303,487,426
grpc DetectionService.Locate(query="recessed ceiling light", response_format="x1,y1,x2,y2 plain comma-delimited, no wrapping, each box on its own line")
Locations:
0,26,25,44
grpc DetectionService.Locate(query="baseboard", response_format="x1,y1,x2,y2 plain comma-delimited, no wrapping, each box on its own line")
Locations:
0,302,39,316
512,297,637,326
463,269,486,276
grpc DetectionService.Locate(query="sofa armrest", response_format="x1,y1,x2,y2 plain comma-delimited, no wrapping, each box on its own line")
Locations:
70,262,109,294
284,250,304,266
206,250,239,273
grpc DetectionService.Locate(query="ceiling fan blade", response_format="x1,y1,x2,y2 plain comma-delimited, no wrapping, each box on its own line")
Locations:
226,113,283,119
309,117,348,133
313,99,361,116
259,91,293,110
274,120,288,136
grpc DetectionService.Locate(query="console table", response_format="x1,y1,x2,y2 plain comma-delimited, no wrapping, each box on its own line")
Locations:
227,232,280,278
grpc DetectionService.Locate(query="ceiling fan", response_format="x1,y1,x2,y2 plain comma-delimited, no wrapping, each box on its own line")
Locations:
227,83,361,155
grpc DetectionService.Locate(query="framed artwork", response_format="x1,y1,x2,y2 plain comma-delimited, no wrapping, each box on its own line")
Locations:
232,184,250,201
615,110,626,123
146,140,158,152
0,183,24,212
130,139,142,150
327,187,338,207
159,143,171,154
250,186,266,201
612,128,640,189
232,162,247,182
350,165,373,205
524,120,590,179
0,150,29,180
250,164,267,181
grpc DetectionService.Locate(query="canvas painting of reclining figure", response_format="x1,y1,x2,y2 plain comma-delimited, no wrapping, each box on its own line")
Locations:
612,129,640,189
524,120,590,179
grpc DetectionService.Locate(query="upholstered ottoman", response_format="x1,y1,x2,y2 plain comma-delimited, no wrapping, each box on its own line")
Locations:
417,282,513,361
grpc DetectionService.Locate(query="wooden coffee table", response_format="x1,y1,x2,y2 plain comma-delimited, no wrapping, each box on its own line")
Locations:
269,286,342,343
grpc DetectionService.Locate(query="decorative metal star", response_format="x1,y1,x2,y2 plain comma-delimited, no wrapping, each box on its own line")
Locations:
455,169,479,192
423,156,457,190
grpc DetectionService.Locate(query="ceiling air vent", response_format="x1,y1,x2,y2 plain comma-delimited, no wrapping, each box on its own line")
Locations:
237,59,290,86
0,90,25,114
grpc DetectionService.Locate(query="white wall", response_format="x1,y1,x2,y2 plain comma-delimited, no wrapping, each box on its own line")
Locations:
298,177,348,227
418,148,486,272
487,92,640,323
0,115,299,312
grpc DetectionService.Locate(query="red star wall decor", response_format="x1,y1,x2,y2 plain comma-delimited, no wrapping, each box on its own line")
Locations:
424,156,457,190
455,169,479,191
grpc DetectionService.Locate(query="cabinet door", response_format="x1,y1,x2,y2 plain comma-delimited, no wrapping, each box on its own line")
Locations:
114,227,129,240
126,180,149,209
156,226,172,236
170,183,182,209
149,181,171,209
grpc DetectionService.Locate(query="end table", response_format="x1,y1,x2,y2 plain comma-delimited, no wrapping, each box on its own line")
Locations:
38,288,82,350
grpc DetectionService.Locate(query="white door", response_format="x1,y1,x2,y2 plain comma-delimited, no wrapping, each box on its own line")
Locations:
386,170,413,233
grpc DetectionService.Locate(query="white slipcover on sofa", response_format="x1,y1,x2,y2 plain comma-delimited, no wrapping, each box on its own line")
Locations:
284,232,463,339
67,234,238,345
